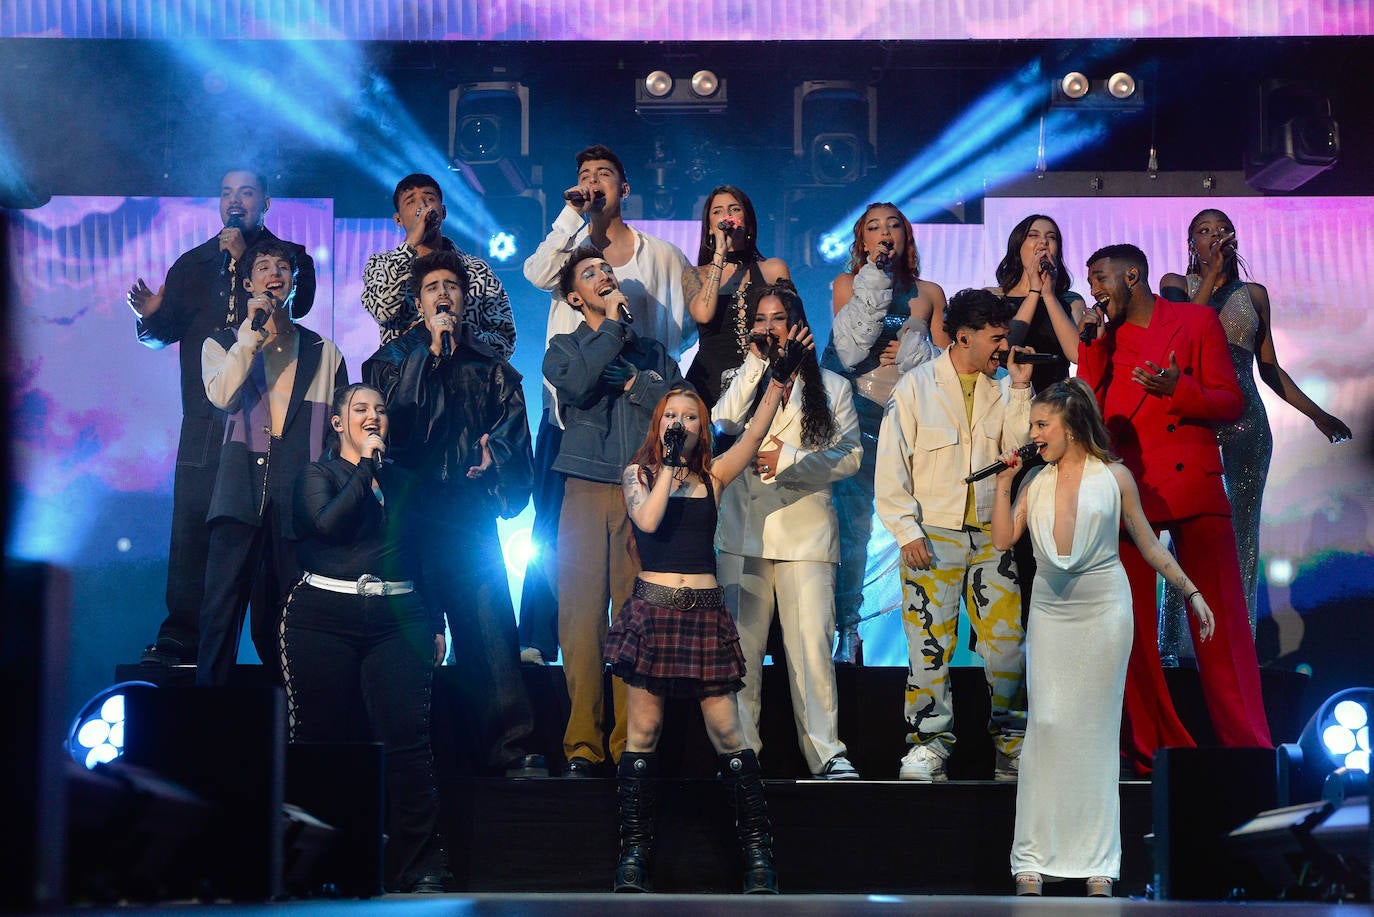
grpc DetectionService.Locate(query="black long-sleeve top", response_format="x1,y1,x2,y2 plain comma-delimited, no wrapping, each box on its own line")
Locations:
293,454,443,633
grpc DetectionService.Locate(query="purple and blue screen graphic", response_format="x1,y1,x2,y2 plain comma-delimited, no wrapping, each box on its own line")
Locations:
3,0,1370,39
6,193,1372,710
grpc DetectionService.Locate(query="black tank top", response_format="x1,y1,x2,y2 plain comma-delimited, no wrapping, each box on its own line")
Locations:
633,483,718,575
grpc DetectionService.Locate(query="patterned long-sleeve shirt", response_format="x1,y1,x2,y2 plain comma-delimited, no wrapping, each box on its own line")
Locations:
361,237,516,359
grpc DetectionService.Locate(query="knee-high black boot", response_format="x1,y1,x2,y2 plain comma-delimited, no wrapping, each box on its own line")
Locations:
614,751,657,892
719,749,779,895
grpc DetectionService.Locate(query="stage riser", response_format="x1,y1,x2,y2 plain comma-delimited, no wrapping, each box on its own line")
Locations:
441,778,1155,896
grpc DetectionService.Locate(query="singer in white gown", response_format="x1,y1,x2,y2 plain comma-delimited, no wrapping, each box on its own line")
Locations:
992,379,1215,895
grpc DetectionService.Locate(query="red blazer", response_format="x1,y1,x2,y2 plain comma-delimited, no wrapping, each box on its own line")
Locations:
1076,295,1242,521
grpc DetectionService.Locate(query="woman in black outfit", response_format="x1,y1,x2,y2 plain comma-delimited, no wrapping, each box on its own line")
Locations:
604,324,811,895
681,185,791,405
280,383,450,893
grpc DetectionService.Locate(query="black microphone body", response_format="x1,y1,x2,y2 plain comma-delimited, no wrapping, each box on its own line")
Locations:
1001,350,1062,366
663,421,687,466
1079,307,1104,344
1039,256,1056,276
221,215,244,274
436,302,454,358
564,189,606,207
964,442,1039,484
250,290,275,332
874,240,895,271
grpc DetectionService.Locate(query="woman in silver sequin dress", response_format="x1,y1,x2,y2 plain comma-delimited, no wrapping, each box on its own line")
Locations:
1159,208,1352,648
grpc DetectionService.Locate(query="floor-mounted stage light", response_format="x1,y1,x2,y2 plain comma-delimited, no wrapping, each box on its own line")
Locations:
635,69,727,114
794,81,876,186
1245,79,1340,192
68,681,156,770
1279,687,1374,805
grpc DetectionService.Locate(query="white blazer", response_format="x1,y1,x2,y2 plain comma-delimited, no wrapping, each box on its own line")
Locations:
875,347,1032,546
712,352,862,562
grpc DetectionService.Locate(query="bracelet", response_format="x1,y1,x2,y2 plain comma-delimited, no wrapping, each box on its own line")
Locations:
1186,589,1201,602
1028,288,1041,294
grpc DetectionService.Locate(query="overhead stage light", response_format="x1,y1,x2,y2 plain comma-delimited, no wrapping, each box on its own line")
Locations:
449,81,531,197
690,70,720,98
635,69,728,114
794,81,876,186
1060,72,1091,100
645,71,673,98
1107,71,1137,100
1245,79,1340,192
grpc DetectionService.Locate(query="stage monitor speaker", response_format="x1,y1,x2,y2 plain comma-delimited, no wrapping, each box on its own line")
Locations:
285,742,385,897
123,685,286,901
1,560,70,909
1153,746,1278,900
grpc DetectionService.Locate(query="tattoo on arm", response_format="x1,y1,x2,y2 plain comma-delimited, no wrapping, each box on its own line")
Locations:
682,267,703,302
622,466,647,514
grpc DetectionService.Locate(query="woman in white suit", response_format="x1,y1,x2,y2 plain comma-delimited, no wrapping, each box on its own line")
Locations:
713,281,864,779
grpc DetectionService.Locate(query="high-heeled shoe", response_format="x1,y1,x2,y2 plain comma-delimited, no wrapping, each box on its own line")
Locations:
1086,876,1113,897
1014,872,1043,896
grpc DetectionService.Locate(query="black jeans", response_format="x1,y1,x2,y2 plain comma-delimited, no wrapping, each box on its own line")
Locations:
416,510,535,771
280,581,444,890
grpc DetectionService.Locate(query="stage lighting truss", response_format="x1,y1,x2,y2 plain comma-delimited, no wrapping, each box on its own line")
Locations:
635,69,727,114
794,81,877,186
449,81,531,196
1050,71,1145,110
68,681,156,770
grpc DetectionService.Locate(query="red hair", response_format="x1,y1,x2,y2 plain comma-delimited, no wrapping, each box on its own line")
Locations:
626,388,713,489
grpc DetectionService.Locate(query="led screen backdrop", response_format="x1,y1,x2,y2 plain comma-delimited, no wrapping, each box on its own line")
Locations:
3,0,1370,40
7,192,1372,716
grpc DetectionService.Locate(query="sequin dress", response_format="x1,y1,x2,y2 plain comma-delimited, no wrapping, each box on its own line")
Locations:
1159,277,1267,659
1010,458,1133,881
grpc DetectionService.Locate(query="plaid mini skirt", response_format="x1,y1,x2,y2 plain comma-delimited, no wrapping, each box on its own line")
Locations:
603,580,746,699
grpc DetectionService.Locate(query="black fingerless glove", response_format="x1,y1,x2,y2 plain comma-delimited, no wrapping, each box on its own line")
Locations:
770,340,807,385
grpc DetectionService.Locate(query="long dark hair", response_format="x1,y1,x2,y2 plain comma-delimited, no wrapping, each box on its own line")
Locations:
743,281,835,449
846,201,921,291
1185,208,1250,283
995,213,1073,298
1032,379,1117,465
626,387,714,489
696,185,762,266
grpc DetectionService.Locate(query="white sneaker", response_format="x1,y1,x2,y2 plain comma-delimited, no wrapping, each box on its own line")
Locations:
816,755,861,780
899,744,948,782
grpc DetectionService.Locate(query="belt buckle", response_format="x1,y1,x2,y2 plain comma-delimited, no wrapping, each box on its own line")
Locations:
357,574,381,596
671,586,697,610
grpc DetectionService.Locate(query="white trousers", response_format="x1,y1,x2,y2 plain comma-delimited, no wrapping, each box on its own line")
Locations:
718,552,847,774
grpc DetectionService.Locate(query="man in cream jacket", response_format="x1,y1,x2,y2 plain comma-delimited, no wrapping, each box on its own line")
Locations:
876,288,1033,782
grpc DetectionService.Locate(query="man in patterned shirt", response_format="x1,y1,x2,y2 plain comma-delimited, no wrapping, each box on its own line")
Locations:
362,173,516,359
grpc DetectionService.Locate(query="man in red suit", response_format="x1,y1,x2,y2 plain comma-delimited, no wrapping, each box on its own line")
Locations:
1077,243,1271,775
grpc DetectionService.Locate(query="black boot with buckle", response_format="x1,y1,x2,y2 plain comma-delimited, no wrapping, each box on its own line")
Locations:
719,749,779,894
613,751,657,892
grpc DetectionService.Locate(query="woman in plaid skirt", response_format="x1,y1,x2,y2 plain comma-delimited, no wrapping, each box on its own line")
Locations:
602,323,812,895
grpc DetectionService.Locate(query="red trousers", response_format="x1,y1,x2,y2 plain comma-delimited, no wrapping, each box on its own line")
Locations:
1119,513,1272,773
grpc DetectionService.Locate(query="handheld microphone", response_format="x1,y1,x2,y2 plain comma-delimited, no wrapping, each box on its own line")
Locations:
564,189,606,207
663,421,687,466
964,442,1039,484
221,214,244,273
1000,350,1062,366
1038,256,1056,275
251,290,275,332
717,217,741,233
1080,306,1104,344
436,301,454,358
875,240,895,271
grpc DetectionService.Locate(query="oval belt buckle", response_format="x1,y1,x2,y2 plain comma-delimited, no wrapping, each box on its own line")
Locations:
357,574,381,596
671,586,697,610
